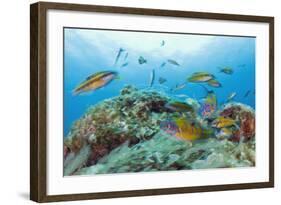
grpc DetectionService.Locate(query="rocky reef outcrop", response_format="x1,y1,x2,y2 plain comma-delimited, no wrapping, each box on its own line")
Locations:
63,86,255,176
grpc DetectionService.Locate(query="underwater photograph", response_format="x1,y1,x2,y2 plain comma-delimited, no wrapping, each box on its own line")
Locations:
63,28,256,176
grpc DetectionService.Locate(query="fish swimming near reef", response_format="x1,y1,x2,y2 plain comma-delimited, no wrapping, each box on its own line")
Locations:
161,117,212,141
158,77,167,84
211,116,237,128
199,87,217,118
73,71,118,95
167,59,180,66
160,40,165,47
227,92,237,102
219,67,233,75
123,52,129,61
165,101,194,113
175,94,189,98
187,72,214,83
244,90,251,98
138,56,147,64
160,62,166,68
207,79,222,88
121,62,129,68
114,48,125,66
149,69,155,87
171,83,186,92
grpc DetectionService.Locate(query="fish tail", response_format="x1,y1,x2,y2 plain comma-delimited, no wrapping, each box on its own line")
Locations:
72,89,79,96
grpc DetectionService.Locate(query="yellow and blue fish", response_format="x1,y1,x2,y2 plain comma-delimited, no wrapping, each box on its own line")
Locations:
187,72,214,83
207,79,222,87
73,71,118,95
160,117,213,141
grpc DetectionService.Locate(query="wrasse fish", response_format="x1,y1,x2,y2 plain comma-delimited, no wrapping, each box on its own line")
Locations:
212,116,237,128
165,101,194,113
138,56,147,64
207,79,221,87
167,59,180,66
187,72,214,83
219,67,233,75
161,117,212,141
73,71,118,95
114,48,125,66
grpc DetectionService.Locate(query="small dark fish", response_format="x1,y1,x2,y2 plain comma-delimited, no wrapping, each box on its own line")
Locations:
167,59,180,66
149,69,155,87
244,90,251,98
160,62,166,68
158,77,167,84
121,62,129,68
219,67,233,75
123,52,129,61
138,56,147,64
114,48,125,66
161,40,165,47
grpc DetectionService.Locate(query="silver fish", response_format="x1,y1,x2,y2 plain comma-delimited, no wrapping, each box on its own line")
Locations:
160,62,166,68
171,83,186,92
227,92,237,102
149,69,155,87
167,59,180,66
121,62,129,68
124,52,129,61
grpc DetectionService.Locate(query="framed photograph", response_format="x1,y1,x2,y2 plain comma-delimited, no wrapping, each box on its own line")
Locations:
30,2,274,202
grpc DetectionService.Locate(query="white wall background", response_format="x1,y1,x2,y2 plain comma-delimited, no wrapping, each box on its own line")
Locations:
0,0,279,204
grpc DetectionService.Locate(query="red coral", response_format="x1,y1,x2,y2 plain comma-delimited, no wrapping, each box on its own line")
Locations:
218,104,255,142
240,112,255,140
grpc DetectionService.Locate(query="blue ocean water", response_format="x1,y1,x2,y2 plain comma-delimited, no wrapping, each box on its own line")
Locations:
64,28,255,136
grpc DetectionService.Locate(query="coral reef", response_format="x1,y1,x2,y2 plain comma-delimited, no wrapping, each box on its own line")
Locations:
75,131,255,175
63,86,255,176
218,103,255,142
